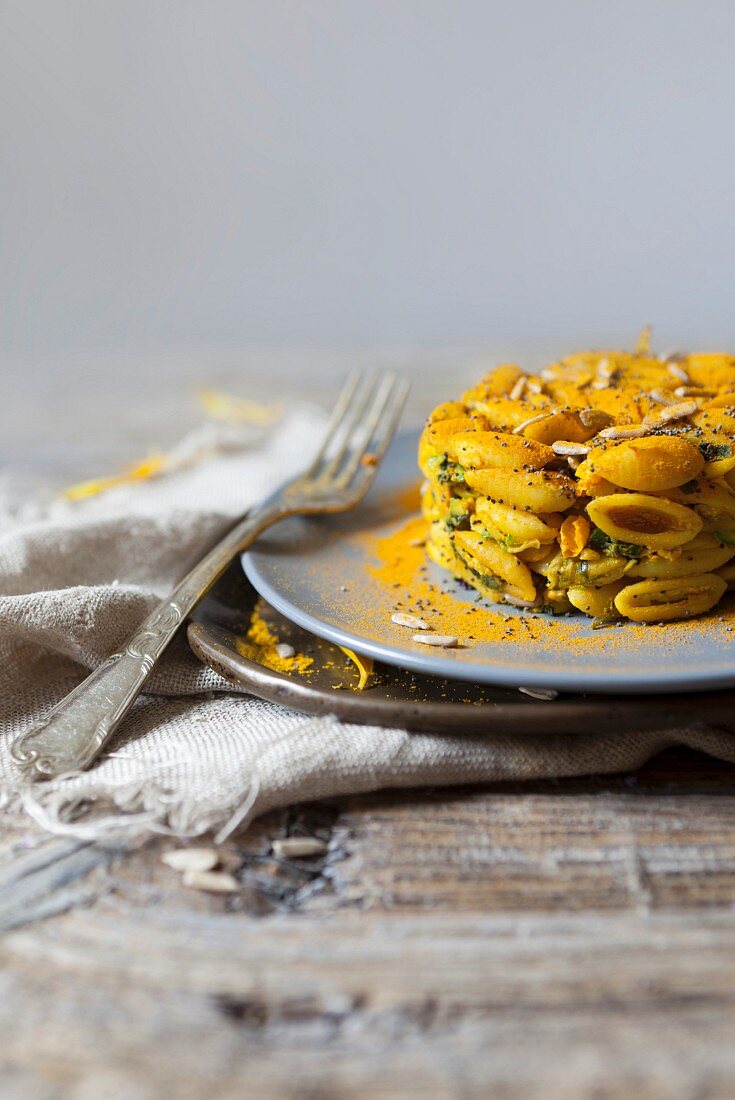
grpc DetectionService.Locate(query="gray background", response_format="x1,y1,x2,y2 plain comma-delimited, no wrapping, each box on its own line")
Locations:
2,1,735,472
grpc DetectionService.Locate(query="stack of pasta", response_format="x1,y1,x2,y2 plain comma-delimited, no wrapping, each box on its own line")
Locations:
419,337,735,624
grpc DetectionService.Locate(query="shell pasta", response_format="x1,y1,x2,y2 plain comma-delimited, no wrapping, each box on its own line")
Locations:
419,339,735,624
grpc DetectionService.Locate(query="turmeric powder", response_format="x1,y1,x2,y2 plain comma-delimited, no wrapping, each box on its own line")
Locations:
364,511,731,653
236,600,313,676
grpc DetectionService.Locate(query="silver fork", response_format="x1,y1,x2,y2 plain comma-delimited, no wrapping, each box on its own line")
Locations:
12,370,410,781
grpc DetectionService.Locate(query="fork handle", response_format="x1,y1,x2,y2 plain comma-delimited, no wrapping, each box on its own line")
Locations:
11,503,285,780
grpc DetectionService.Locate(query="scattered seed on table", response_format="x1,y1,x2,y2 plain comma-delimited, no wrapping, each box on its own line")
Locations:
413,633,458,647
182,869,239,893
518,686,559,700
161,848,218,873
272,837,328,858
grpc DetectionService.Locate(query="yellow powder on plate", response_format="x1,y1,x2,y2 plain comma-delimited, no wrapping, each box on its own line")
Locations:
365,507,727,653
237,600,313,675
367,515,548,646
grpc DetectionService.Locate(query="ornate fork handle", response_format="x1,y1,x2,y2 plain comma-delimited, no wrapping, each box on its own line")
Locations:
12,368,409,781
11,504,284,780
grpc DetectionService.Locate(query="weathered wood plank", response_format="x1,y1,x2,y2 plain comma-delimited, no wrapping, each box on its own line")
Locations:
2,749,735,1097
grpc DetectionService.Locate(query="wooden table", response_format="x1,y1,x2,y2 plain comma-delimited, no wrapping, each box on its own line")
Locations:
4,354,735,1098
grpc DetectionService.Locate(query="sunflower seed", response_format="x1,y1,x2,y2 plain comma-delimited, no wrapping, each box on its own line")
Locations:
275,643,295,659
598,424,649,440
647,399,699,425
579,408,614,431
272,837,327,858
502,593,541,608
649,389,680,406
518,686,559,700
161,848,219,873
413,633,458,647
673,385,711,398
512,412,552,434
552,440,591,456
392,612,429,630
182,870,239,893
509,375,528,401
667,362,690,383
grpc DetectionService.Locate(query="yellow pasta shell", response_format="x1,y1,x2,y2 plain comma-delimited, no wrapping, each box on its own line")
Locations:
473,499,559,546
587,493,703,550
520,544,558,565
418,417,481,476
585,436,704,491
446,430,553,471
670,477,735,522
573,465,620,498
478,363,524,397
522,410,596,446
614,573,727,622
453,530,536,602
567,580,628,619
427,401,468,424
699,441,735,479
685,353,735,390
425,520,457,567
459,394,551,431
627,534,735,578
718,560,735,586
704,394,735,409
464,468,576,513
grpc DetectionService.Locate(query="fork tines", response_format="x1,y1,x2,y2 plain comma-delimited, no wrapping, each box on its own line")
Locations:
308,369,410,488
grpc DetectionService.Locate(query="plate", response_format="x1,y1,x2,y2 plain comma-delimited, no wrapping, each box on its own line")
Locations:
188,562,735,732
242,432,735,694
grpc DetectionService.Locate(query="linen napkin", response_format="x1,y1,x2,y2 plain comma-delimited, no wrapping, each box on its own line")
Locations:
2,405,734,842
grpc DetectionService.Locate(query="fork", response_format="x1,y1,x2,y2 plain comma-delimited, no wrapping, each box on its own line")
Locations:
12,370,410,781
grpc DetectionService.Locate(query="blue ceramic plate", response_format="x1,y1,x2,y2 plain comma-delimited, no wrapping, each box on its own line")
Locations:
243,432,735,694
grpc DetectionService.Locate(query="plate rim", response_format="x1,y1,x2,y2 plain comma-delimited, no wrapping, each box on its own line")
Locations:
242,432,735,696
187,615,735,734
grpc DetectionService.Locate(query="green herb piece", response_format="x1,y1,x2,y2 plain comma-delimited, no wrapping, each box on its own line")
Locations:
445,501,471,532
591,614,621,630
715,530,735,547
429,454,466,485
699,441,733,463
588,527,642,559
453,547,504,590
